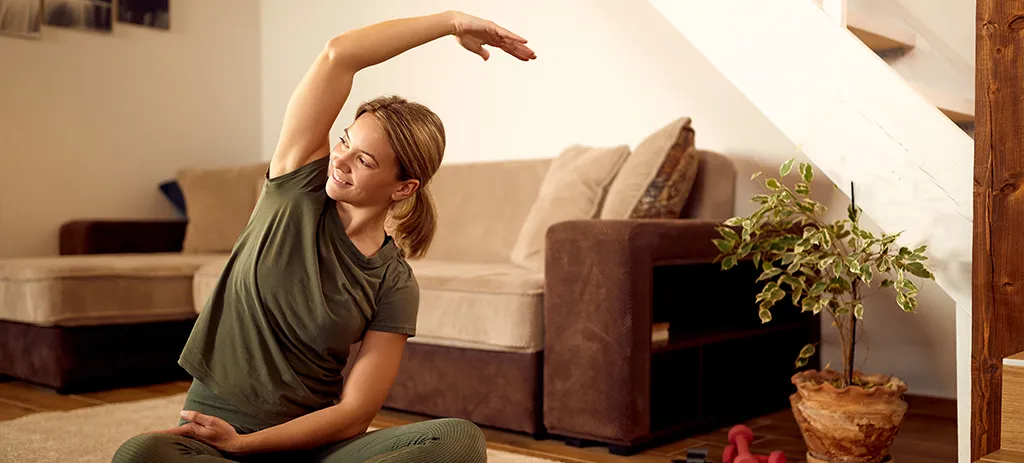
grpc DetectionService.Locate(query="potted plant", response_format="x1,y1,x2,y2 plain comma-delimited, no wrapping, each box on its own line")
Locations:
711,158,935,463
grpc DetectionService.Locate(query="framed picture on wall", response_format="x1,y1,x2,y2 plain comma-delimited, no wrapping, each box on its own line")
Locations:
118,0,168,30
43,0,113,33
0,0,43,39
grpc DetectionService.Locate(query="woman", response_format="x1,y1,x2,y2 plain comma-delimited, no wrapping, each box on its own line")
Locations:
112,10,535,463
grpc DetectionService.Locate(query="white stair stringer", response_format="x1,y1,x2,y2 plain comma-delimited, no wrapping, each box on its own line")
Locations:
645,1,973,461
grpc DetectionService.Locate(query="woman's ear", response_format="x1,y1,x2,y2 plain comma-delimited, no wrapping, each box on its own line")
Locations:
392,179,420,202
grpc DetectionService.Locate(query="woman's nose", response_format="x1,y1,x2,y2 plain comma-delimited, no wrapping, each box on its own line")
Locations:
331,152,353,173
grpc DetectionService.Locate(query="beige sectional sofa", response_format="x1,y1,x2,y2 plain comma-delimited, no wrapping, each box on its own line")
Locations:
0,117,819,454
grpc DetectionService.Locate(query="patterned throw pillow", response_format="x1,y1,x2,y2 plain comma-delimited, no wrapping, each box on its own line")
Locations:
630,119,699,218
600,117,700,219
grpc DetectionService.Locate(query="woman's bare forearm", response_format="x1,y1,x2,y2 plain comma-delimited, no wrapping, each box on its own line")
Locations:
234,401,371,455
325,11,456,71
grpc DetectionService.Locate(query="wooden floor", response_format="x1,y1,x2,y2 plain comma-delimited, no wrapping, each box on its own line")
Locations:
0,377,956,463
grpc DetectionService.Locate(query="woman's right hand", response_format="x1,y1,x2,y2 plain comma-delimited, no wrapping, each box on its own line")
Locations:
450,11,537,62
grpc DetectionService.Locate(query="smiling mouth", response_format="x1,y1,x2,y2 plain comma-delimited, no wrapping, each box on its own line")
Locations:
331,169,353,186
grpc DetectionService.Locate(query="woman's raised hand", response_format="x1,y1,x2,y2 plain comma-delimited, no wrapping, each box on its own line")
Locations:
450,11,536,62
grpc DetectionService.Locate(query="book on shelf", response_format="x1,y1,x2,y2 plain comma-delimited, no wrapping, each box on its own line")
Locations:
652,322,670,345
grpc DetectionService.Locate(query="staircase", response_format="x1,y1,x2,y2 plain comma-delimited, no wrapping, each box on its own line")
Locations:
838,0,976,135
644,0,974,461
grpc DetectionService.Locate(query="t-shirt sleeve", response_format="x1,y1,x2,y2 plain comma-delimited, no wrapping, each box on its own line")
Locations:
263,156,331,195
369,262,419,337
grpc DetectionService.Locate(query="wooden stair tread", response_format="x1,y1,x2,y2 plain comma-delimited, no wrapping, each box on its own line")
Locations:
846,9,916,52
1004,351,1024,366
980,449,1024,463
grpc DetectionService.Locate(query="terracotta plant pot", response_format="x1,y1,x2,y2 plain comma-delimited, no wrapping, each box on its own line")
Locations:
789,369,908,463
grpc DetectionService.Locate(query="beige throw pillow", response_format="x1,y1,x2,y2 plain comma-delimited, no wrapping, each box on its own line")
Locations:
510,144,630,270
177,162,269,254
600,117,700,219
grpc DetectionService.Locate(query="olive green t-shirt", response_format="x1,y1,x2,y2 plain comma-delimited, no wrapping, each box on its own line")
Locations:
178,155,419,425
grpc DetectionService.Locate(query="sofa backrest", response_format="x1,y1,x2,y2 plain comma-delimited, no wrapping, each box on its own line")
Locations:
421,150,736,263
680,150,737,221
423,158,552,263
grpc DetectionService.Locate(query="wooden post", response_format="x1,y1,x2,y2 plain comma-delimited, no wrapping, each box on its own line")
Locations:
972,0,1024,460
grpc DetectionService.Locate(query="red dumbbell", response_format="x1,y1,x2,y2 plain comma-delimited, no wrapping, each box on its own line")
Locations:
722,425,786,463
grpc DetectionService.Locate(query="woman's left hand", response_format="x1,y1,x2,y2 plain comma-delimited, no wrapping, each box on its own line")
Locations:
450,11,537,62
154,410,249,455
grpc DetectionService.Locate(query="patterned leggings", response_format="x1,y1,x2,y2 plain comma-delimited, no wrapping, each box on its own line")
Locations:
111,380,487,463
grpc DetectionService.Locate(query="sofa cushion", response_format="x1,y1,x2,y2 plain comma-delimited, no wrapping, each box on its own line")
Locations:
601,117,700,219
408,260,544,354
0,253,224,327
193,257,545,354
510,144,630,271
177,162,268,254
192,255,230,313
426,159,551,263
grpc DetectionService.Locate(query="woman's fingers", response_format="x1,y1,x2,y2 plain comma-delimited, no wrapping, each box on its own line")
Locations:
153,425,191,436
492,22,527,43
181,410,217,427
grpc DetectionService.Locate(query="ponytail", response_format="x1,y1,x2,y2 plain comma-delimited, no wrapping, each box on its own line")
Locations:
388,186,438,259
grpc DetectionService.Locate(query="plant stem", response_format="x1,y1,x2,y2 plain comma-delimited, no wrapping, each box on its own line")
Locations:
848,280,858,387
846,181,857,388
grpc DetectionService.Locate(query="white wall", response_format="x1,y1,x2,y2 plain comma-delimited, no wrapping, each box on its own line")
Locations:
0,1,262,257
260,0,957,399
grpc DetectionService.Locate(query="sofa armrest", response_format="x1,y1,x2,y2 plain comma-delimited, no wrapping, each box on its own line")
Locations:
542,219,814,446
60,220,188,255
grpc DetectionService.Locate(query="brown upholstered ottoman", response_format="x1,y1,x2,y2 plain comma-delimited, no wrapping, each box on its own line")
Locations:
0,253,224,393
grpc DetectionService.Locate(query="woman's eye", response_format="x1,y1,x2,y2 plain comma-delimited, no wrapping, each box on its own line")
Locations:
359,157,370,167
339,137,349,147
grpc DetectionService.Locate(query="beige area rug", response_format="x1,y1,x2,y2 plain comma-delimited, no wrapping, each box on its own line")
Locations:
0,393,559,463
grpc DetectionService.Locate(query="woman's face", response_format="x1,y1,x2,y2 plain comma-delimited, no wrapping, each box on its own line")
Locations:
325,113,417,207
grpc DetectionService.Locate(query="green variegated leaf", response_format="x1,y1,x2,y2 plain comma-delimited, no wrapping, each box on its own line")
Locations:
791,287,804,305
795,183,810,196
724,217,743,226
751,171,762,180
798,344,816,359
809,281,827,296
897,293,912,312
719,227,739,241
800,163,814,182
739,242,754,257
759,308,773,323
862,266,873,284
849,260,862,274
818,256,836,270
796,357,809,368
752,194,770,204
780,158,795,177
757,268,784,282
713,239,732,253
722,256,737,270
771,288,786,302
880,278,893,288
914,245,927,254
801,297,818,312
906,262,933,279
787,260,801,274
854,302,865,319
752,252,762,269
766,178,781,190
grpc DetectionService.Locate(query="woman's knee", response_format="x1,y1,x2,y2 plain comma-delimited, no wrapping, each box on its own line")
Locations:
111,433,168,463
434,418,486,462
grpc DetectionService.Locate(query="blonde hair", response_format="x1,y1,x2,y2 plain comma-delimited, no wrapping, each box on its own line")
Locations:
355,95,445,259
